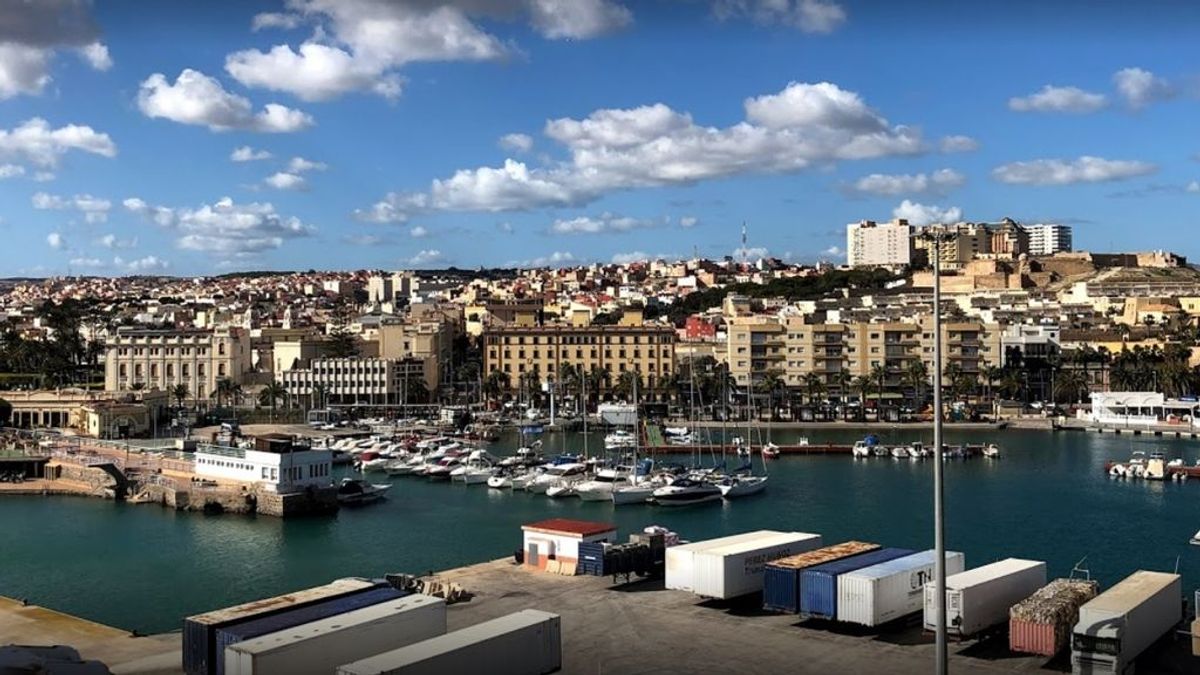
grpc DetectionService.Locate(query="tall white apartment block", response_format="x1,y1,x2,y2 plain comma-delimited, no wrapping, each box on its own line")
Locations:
1027,224,1072,255
846,219,914,268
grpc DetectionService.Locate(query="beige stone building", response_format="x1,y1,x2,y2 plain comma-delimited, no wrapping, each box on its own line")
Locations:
378,319,454,391
914,223,991,269
103,327,251,400
483,323,676,398
280,357,427,405
846,219,915,268
2,388,167,436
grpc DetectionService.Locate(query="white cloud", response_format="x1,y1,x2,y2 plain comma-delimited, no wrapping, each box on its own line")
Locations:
679,216,698,228
1113,67,1174,109
1008,85,1107,113
733,246,769,260
264,172,308,190
46,232,66,249
822,245,844,257
32,191,112,223
499,133,534,153
1186,181,1199,194
98,233,136,249
0,164,24,178
892,200,962,226
526,0,632,39
69,256,105,268
849,168,965,196
550,212,654,234
287,156,327,173
611,251,648,264
407,249,447,266
226,0,631,102
0,117,115,168
939,135,979,153
32,171,55,182
122,255,169,273
137,69,314,133
252,12,303,31
713,0,846,33
342,233,385,246
77,42,111,71
410,225,429,238
231,146,272,162
361,80,924,221
126,196,316,255
992,156,1156,185
0,1,107,99
496,221,514,233
512,250,577,268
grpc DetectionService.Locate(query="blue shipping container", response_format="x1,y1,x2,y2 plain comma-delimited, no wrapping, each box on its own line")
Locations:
212,586,405,675
762,564,803,613
799,548,914,619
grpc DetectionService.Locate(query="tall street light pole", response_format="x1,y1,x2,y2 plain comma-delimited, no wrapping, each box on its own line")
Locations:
928,228,949,674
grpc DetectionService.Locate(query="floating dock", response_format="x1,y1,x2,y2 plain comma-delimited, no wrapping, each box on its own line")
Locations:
640,443,852,455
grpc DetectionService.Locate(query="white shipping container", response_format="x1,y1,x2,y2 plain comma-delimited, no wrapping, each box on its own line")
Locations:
336,610,560,675
224,595,446,675
838,550,965,627
1071,571,1181,675
692,532,822,600
665,530,789,594
924,558,1046,637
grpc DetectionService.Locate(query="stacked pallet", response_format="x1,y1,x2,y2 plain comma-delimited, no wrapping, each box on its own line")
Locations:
1010,578,1099,656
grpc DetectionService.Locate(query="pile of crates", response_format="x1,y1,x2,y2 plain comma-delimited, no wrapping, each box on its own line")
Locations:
578,532,666,579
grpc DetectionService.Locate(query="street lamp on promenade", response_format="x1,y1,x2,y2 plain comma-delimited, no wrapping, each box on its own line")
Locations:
920,226,956,675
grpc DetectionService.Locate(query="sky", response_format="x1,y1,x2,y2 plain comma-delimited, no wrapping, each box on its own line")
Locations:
1,0,1199,277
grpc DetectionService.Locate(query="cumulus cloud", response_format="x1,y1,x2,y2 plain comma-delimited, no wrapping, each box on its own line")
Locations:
32,191,111,223
496,221,514,234
1008,85,1107,113
510,250,577,268
713,0,847,33
0,117,115,168
1113,67,1174,109
32,171,55,182
360,81,925,221
46,232,66,249
679,216,698,227
227,1,630,103
126,195,316,255
992,156,1156,185
847,168,965,196
733,246,770,260
0,164,24,178
1187,181,1200,194
231,146,272,162
822,245,844,257
892,200,962,226
499,133,533,153
264,172,307,190
939,135,979,153
406,249,448,266
342,233,387,246
69,256,105,268
287,156,327,173
121,255,170,273
0,1,108,99
137,69,314,133
410,225,429,238
98,233,137,249
550,212,655,235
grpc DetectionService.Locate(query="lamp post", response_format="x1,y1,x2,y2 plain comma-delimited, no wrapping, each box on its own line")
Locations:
921,227,952,675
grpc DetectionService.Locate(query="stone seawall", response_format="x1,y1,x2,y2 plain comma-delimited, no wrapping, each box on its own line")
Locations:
47,463,121,498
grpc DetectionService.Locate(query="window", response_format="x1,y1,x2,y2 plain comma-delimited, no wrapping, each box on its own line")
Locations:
218,364,226,377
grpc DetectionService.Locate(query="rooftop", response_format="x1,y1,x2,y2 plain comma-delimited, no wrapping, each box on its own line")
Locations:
522,518,616,537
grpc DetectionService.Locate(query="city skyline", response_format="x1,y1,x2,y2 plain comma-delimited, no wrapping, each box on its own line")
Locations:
2,0,1200,277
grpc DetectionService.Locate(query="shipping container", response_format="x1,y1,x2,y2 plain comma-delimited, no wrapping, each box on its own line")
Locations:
224,595,446,675
1009,578,1098,657
214,587,406,675
665,530,793,594
795,547,913,620
923,558,1046,638
762,541,880,614
1071,571,1181,674
691,532,823,600
838,550,965,627
184,578,379,675
337,609,560,675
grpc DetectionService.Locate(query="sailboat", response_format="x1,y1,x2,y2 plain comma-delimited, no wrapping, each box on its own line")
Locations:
612,380,657,506
720,386,768,498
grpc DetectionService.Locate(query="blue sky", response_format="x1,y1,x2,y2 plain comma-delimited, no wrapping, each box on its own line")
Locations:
1,0,1198,276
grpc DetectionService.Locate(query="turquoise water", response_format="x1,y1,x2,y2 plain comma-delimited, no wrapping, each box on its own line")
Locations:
2,428,1199,634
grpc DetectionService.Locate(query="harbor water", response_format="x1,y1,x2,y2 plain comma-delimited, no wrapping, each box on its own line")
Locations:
3,427,1199,634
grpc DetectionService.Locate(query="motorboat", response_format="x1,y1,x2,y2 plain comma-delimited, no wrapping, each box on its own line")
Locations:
668,432,697,445
451,450,496,484
575,465,633,502
982,444,1000,459
852,440,872,458
717,474,767,498
527,463,588,494
761,443,781,459
545,481,579,499
509,469,538,491
664,426,690,437
425,456,462,480
890,446,909,459
336,478,390,505
1145,452,1167,480
611,483,656,505
499,442,543,467
651,477,722,506
486,468,515,489
605,430,637,450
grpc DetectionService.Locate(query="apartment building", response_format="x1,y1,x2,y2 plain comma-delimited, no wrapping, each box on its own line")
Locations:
104,327,251,399
846,219,915,268
914,223,991,269
1027,224,1072,256
280,357,428,405
377,318,453,391
483,323,676,397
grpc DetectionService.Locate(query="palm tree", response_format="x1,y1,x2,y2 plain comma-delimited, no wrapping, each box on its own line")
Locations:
756,369,786,420
259,381,287,421
832,370,852,403
998,369,1024,401
586,365,612,404
557,363,580,410
851,376,872,420
614,370,643,402
1053,369,1089,404
215,378,241,409
483,370,511,404
171,383,189,410
980,365,1002,406
868,363,887,413
905,360,929,410
802,372,825,406
310,382,329,410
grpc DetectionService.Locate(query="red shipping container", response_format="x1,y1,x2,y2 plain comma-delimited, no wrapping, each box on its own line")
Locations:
1009,618,1065,657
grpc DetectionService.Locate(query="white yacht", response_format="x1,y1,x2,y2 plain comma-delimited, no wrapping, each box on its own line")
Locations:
982,444,1000,459
852,440,872,458
717,474,768,498
527,463,588,494
604,430,637,450
336,478,390,505
651,477,722,507
574,465,633,502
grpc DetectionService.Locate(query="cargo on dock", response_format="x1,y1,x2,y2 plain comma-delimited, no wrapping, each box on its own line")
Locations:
1072,570,1181,674
762,541,881,614
1008,578,1098,657
837,550,966,627
800,547,916,619
925,559,1047,638
690,532,823,600
666,530,796,594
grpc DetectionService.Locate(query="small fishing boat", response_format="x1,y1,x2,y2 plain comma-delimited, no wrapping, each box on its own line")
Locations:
761,443,781,459
852,440,872,458
982,444,1000,459
336,478,390,505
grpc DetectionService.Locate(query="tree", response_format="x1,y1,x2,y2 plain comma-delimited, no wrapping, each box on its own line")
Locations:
483,370,511,403
586,365,612,405
259,381,287,421
1053,369,1089,404
614,370,643,402
832,370,852,402
802,372,826,406
310,382,329,410
868,363,887,409
756,369,787,420
405,377,429,404
171,383,190,410
998,370,1024,401
325,300,360,358
215,378,241,409
906,360,930,409
980,365,1002,406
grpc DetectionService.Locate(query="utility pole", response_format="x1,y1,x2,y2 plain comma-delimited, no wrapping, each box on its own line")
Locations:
927,228,949,675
